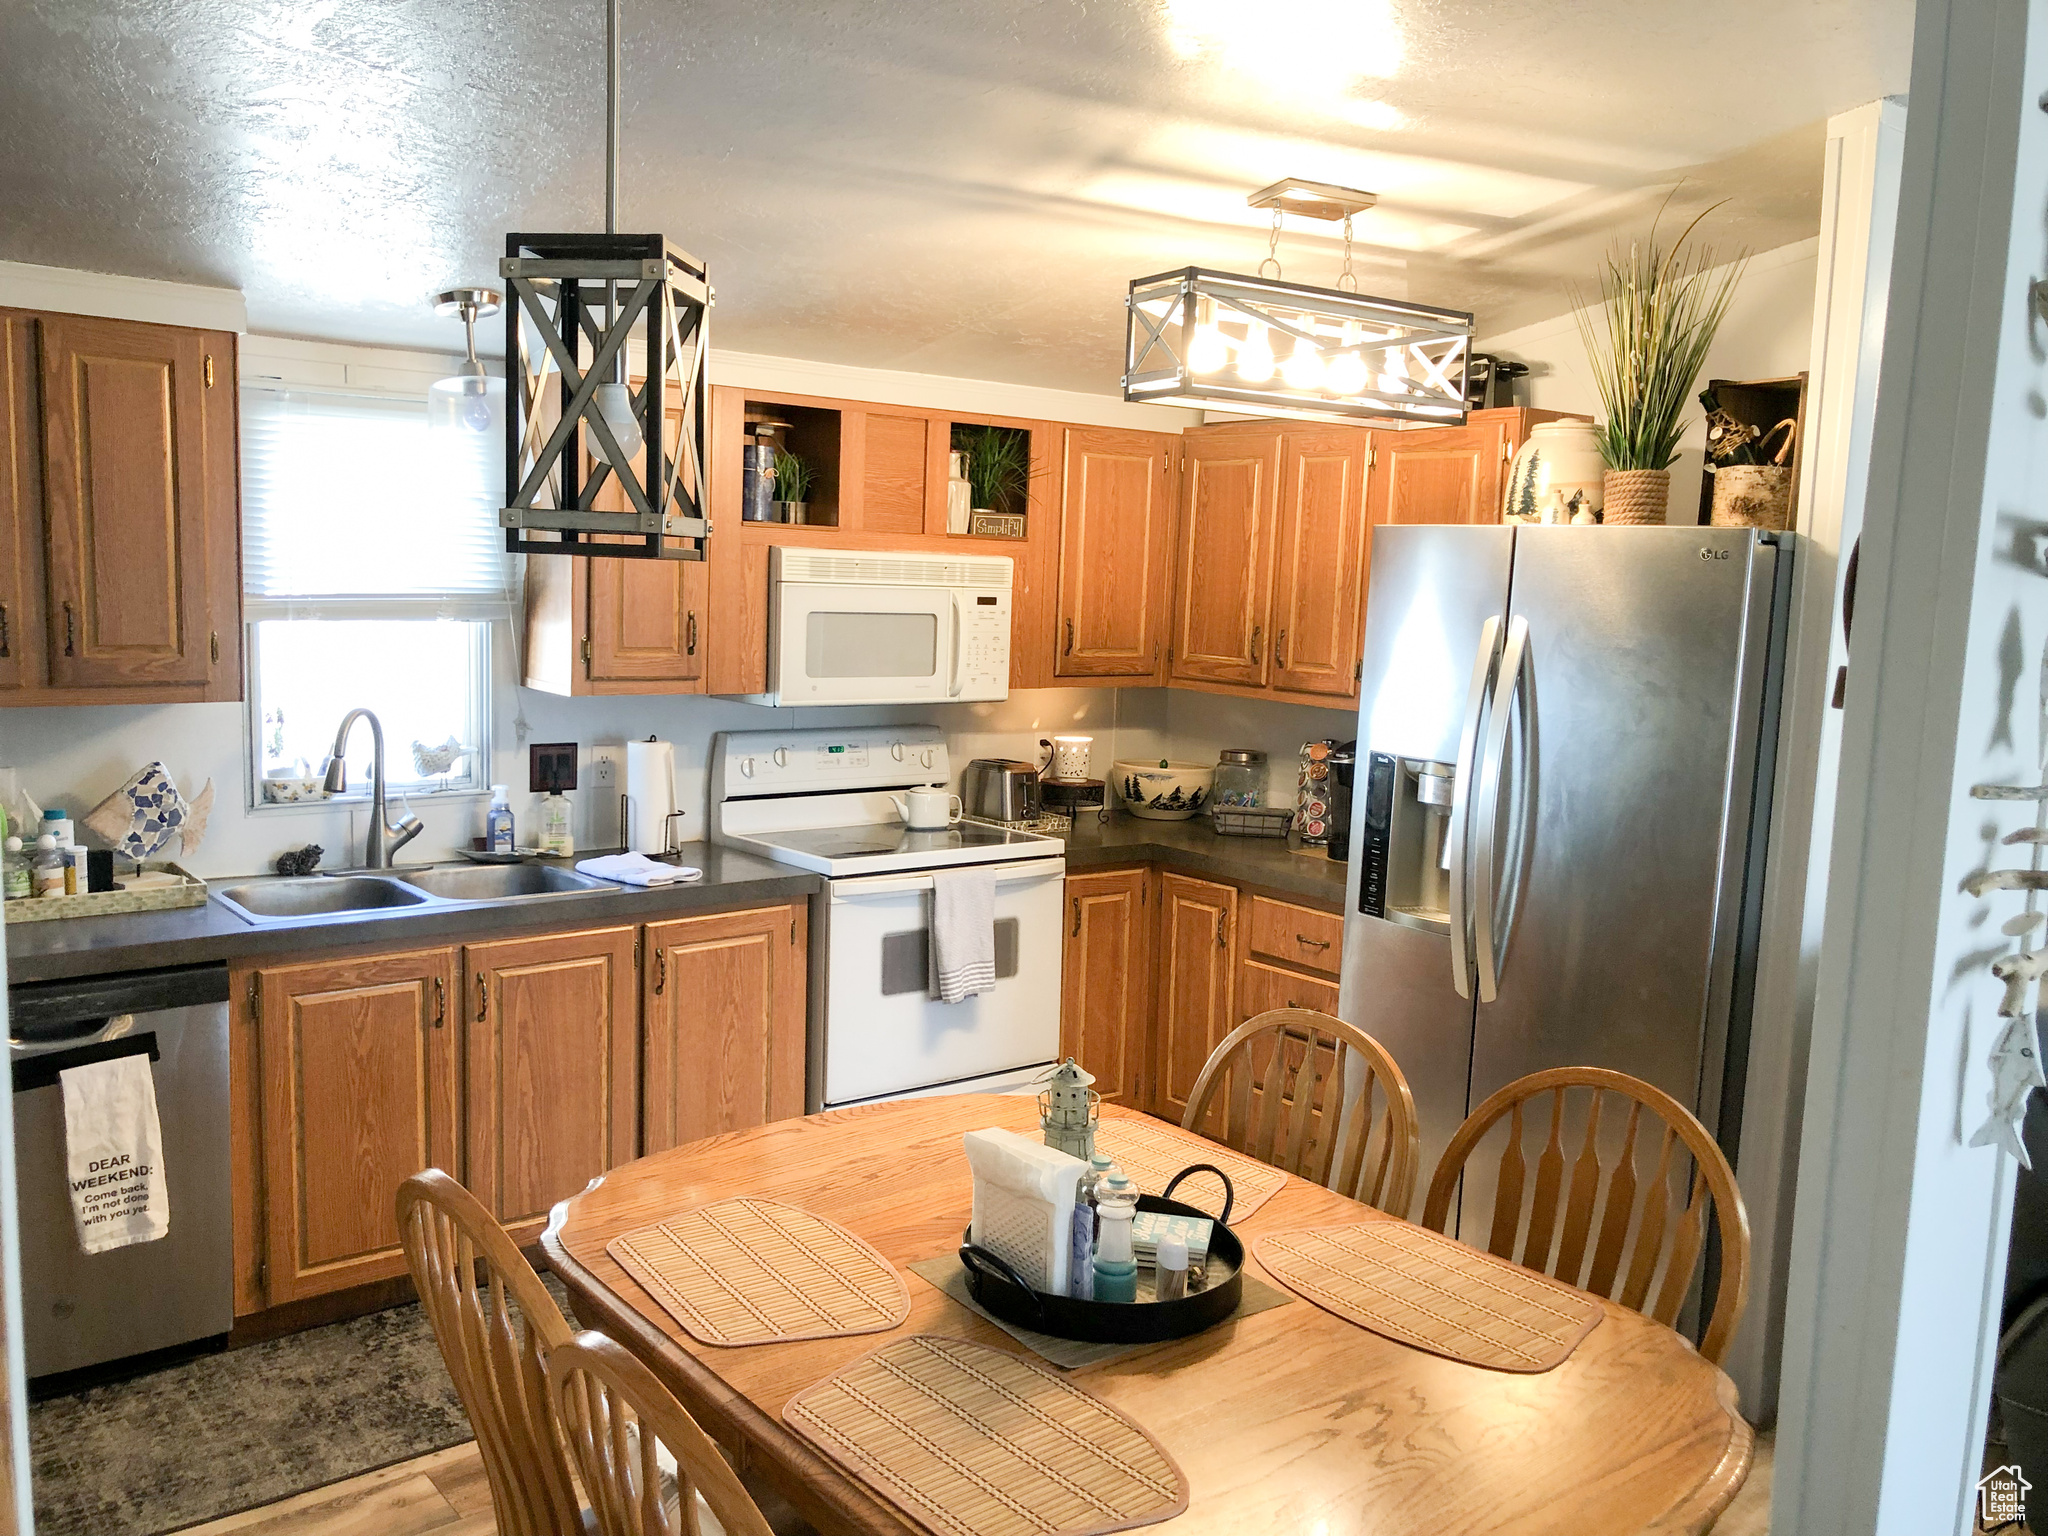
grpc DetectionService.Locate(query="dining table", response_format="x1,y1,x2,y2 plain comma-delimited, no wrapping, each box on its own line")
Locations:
541,1095,1753,1535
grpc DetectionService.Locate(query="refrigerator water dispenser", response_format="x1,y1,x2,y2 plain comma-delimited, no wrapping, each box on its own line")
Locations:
1359,752,1456,933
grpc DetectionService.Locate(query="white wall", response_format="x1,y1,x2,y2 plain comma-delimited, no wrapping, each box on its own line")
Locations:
1483,238,1821,522
1163,691,1358,806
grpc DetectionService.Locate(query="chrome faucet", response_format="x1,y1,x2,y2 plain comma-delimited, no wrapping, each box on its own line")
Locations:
321,708,424,869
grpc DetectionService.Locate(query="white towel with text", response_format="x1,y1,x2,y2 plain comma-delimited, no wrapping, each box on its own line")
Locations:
61,1055,170,1254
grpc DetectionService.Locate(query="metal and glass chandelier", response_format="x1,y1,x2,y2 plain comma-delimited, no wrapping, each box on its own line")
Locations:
499,0,710,561
1123,179,1473,426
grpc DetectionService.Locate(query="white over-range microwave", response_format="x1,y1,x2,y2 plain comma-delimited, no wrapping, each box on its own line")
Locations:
751,547,1013,706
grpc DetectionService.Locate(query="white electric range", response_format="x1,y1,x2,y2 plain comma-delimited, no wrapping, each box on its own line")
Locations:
711,727,1065,1110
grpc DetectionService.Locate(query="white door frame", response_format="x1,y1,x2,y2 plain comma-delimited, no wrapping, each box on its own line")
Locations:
1774,0,2048,1529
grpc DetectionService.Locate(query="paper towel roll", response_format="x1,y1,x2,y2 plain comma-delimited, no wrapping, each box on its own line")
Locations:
625,739,680,855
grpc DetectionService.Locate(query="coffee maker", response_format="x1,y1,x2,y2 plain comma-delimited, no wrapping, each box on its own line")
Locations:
1357,752,1456,931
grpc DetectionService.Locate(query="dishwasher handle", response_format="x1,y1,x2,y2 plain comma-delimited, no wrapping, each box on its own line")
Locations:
9,963,229,1040
13,1032,160,1094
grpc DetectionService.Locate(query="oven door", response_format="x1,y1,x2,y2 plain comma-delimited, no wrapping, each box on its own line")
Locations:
821,858,1065,1107
771,580,958,705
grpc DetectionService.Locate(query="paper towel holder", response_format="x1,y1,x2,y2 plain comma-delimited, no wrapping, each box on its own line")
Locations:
619,793,685,857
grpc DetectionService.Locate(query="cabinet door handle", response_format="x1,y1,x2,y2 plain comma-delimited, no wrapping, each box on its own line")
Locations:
1249,624,1261,664
210,630,220,664
433,976,445,1029
686,610,698,656
1064,618,1074,656
1072,897,1081,937
0,601,9,658
1216,910,1227,948
475,973,488,1021
63,602,75,657
653,947,667,995
1276,628,1288,669
1296,933,1331,951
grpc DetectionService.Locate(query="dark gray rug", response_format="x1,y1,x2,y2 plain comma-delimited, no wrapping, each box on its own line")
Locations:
29,1293,494,1536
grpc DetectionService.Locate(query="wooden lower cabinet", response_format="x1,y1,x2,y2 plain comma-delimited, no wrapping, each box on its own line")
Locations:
235,903,812,1315
251,947,461,1306
1058,868,1153,1108
464,927,639,1244
1156,873,1239,1131
643,903,808,1153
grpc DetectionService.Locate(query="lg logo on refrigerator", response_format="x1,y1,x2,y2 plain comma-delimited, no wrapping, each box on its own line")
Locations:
1699,548,1731,561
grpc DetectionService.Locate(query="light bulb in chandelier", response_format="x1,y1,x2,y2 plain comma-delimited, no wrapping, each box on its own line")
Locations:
1282,336,1324,390
1237,323,1275,383
1187,322,1229,374
594,380,644,465
1325,349,1369,396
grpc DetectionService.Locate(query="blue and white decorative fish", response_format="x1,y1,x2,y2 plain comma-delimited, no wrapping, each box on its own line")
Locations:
81,761,214,866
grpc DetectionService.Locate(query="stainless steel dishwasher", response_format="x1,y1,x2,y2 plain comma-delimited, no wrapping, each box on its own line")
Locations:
9,963,232,1378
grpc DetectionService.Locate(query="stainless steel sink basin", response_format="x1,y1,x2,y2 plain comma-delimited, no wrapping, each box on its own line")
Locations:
215,875,431,923
393,863,611,900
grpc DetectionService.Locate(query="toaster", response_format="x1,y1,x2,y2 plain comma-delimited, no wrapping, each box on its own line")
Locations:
962,759,1042,822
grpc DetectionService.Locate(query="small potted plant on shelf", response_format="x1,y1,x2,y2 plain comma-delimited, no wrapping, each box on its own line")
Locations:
772,448,814,524
958,426,1030,536
1574,203,1746,525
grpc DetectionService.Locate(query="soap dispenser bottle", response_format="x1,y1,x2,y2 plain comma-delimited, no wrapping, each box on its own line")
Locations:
486,785,515,853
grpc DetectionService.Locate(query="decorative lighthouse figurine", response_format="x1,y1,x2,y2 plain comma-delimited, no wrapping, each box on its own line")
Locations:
1039,1058,1099,1161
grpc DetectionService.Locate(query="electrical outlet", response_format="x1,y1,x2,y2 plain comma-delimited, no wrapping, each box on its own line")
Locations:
590,751,618,789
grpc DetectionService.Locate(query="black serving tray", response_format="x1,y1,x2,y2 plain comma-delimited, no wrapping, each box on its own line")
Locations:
960,1165,1243,1345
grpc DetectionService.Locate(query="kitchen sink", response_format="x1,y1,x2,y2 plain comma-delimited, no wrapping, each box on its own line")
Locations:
214,875,432,923
393,863,611,900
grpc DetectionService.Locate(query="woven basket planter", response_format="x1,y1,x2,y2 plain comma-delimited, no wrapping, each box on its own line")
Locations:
1602,468,1670,525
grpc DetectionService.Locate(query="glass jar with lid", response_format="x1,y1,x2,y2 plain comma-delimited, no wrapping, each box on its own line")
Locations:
1213,749,1266,807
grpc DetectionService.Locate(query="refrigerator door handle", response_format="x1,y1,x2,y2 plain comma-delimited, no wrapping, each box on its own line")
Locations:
1446,614,1503,1000
1473,615,1530,1003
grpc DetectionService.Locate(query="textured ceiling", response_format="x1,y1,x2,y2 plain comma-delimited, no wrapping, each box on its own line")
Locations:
0,0,1913,393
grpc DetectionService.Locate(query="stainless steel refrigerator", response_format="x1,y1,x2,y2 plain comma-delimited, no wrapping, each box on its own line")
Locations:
1339,525,1789,1238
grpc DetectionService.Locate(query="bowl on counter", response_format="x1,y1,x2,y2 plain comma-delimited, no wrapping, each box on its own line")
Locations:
1114,761,1215,821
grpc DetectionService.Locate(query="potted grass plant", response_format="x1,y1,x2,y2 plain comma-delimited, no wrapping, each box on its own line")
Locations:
772,447,815,524
959,426,1030,528
1573,206,1747,525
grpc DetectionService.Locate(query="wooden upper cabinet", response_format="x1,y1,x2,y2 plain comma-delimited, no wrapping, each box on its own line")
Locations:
643,903,808,1152
1370,417,1511,527
857,411,931,536
463,927,639,1244
255,948,460,1304
1060,867,1153,1108
1156,872,1238,1127
586,548,706,686
0,315,40,694
37,313,231,690
1171,432,1279,687
1269,428,1371,698
1055,427,1173,680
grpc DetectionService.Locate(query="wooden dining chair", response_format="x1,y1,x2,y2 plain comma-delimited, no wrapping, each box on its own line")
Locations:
1420,1066,1752,1365
1182,1008,1421,1218
397,1169,583,1536
551,1329,778,1536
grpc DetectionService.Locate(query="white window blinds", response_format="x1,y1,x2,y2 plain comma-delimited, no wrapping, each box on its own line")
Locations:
240,389,509,613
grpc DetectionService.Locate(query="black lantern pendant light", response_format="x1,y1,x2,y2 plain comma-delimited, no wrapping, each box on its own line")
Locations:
1124,179,1474,426
499,0,711,561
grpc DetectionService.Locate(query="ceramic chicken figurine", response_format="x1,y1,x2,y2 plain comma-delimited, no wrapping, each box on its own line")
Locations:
410,736,472,781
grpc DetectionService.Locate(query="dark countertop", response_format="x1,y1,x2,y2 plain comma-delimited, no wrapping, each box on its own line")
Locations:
1063,814,1351,908
4,843,821,985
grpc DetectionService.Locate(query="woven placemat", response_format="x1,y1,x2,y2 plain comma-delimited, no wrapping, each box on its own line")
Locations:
1093,1118,1288,1221
1254,1219,1603,1373
907,1254,1292,1370
783,1334,1187,1536
606,1197,909,1348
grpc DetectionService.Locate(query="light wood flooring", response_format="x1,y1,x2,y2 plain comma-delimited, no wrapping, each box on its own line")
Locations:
173,1431,1780,1535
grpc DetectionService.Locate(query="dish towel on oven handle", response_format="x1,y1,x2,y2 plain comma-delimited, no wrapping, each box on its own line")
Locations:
60,1054,170,1254
928,866,997,1003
